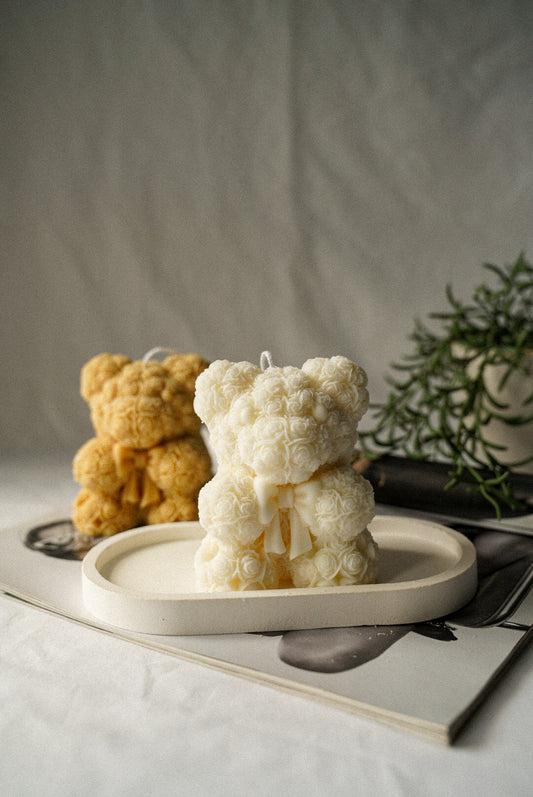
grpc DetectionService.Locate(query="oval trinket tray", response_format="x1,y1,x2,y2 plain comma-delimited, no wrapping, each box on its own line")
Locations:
81,516,477,635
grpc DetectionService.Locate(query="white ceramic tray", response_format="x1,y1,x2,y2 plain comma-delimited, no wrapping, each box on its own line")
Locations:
81,516,477,635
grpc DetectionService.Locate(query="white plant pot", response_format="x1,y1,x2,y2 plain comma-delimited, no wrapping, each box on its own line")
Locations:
462,350,533,474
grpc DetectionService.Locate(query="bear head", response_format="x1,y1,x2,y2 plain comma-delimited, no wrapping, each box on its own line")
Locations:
194,355,369,484
81,352,209,449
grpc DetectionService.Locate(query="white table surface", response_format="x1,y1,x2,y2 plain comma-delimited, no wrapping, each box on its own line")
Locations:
1,456,532,797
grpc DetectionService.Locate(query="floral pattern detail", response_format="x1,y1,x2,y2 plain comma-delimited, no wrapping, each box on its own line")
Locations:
73,351,212,537
314,467,375,540
193,355,378,592
194,536,283,591
198,468,262,545
290,531,378,588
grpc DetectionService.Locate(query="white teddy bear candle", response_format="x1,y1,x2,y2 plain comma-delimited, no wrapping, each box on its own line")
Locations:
193,353,378,591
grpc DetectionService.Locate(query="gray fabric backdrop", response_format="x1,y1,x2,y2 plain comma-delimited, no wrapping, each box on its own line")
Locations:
2,0,533,455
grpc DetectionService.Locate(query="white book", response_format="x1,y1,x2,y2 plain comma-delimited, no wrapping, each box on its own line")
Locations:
1,505,532,745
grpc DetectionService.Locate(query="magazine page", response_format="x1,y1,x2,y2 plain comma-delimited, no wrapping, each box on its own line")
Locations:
1,508,532,744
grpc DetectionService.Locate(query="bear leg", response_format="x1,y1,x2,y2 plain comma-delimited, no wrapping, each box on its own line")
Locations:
194,534,285,592
147,495,199,524
289,529,378,588
72,488,142,537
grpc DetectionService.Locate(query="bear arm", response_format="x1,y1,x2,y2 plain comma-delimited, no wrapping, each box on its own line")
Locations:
312,466,375,542
197,468,263,546
147,436,213,497
73,437,127,494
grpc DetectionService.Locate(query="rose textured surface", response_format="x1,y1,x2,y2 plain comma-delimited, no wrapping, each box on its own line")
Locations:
194,355,377,591
72,352,213,536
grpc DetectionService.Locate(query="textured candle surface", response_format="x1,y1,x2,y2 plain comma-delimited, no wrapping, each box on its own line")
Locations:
193,355,378,591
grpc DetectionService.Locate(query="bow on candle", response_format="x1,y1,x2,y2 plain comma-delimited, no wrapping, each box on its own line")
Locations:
112,444,161,507
253,476,320,559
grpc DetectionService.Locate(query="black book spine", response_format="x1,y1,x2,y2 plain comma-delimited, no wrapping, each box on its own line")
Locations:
355,455,533,518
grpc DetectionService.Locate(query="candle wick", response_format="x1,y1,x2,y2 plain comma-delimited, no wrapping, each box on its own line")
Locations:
142,347,178,364
260,351,274,370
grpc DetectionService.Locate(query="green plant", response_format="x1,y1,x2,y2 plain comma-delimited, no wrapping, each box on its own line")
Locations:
359,253,533,517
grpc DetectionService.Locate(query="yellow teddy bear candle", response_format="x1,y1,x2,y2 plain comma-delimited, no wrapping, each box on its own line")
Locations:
72,350,213,537
193,352,378,591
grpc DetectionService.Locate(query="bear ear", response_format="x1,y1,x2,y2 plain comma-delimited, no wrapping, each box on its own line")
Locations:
193,359,260,426
164,353,210,394
80,353,131,401
302,356,369,420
